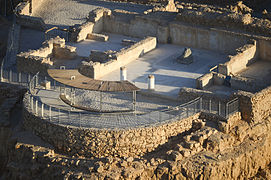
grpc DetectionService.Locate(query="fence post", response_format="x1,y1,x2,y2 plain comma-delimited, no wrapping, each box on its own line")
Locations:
159,111,161,121
35,99,38,115
186,107,189,117
49,105,51,120
0,62,3,82
68,111,70,125
209,99,212,113
199,97,202,111
9,69,12,82
218,101,221,116
79,113,81,128
28,73,31,83
58,108,60,123
226,102,229,119
18,72,21,84
30,96,33,112
54,80,56,89
41,103,44,117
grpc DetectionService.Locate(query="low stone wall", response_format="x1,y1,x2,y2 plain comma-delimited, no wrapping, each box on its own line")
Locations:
79,37,157,79
15,0,47,16
196,72,213,89
17,36,77,75
258,39,271,61
218,40,258,75
213,73,267,93
237,85,271,125
70,22,95,42
23,93,200,158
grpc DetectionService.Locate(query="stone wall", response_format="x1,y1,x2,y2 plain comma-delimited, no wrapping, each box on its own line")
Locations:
15,0,46,15
23,93,200,158
218,40,258,75
17,36,77,75
79,37,157,79
237,85,271,125
258,39,271,61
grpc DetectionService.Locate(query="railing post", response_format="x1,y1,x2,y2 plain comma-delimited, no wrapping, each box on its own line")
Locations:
49,106,51,120
68,111,70,124
41,103,44,117
54,80,56,89
9,69,12,82
199,97,202,111
28,73,31,83
58,108,60,123
218,101,221,116
0,61,3,82
79,113,81,128
186,107,189,117
35,99,38,115
209,99,212,113
18,72,21,84
30,96,33,112
226,102,229,119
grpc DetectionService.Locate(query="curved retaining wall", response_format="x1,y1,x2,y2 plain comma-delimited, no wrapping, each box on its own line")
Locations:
23,94,200,158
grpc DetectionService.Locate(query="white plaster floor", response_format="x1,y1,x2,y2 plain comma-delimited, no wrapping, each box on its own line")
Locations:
100,44,228,97
238,60,271,83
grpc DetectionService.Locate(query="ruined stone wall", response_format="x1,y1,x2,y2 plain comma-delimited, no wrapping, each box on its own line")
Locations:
258,39,271,61
23,93,200,158
79,37,157,79
237,85,271,124
17,36,76,75
218,40,258,75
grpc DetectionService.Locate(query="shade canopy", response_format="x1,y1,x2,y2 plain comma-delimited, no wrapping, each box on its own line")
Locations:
48,69,140,92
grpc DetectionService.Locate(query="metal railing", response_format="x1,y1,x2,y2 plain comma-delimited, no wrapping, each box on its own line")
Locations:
1,68,239,129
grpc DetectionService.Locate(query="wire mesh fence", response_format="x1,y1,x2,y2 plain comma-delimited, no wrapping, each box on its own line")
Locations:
1,69,240,129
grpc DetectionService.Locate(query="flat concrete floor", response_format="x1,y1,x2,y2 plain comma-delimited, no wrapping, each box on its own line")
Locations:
238,60,271,84
100,42,228,97
67,33,228,97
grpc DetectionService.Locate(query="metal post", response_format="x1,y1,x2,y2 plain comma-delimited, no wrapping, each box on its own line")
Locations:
68,111,70,124
0,61,3,82
79,113,81,128
30,96,33,111
58,108,60,123
54,80,56,89
186,107,189,117
209,99,212,113
199,97,202,111
100,91,102,111
49,106,51,120
226,102,229,118
28,73,31,83
218,101,221,116
9,69,12,82
35,99,38,115
18,72,21,84
41,103,44,117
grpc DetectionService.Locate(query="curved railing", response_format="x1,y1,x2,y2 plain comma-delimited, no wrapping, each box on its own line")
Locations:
1,68,239,129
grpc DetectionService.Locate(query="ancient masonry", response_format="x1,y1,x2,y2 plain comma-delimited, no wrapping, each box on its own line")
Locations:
1,0,271,179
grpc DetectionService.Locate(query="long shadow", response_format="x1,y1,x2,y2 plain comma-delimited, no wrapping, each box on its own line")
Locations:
74,0,153,13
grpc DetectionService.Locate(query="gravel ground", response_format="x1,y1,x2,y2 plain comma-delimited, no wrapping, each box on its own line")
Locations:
33,0,152,27
74,89,180,113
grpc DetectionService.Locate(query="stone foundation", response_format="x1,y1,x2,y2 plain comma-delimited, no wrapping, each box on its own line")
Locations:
79,36,157,79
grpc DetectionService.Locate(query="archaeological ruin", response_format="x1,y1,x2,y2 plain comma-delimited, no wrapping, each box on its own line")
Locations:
1,0,271,179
